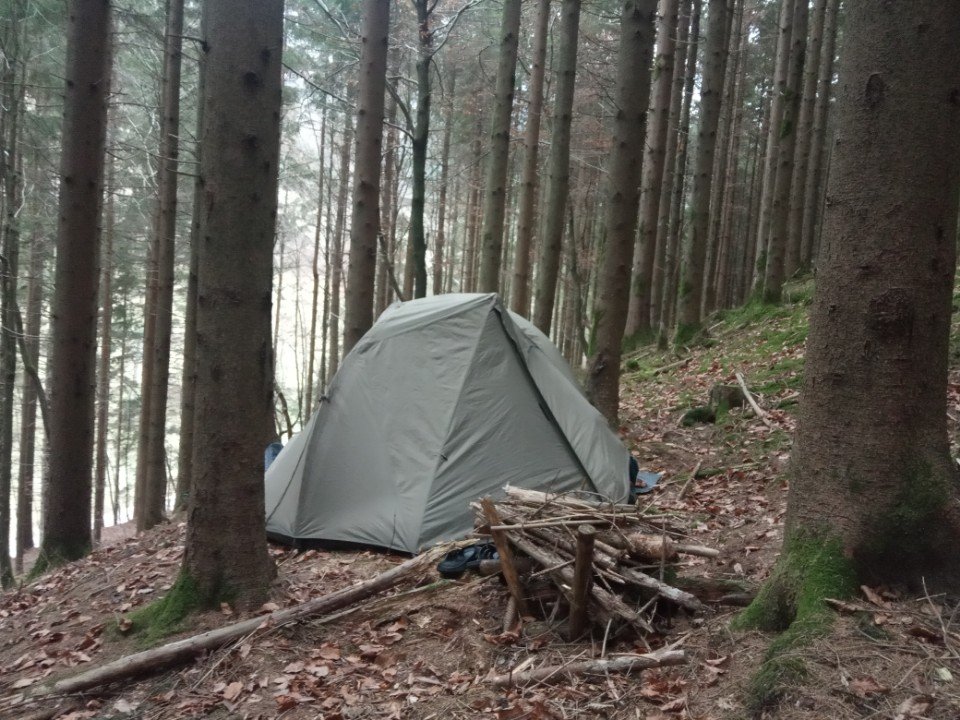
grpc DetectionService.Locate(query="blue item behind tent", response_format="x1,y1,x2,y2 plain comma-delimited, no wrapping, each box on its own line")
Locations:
634,471,662,494
264,442,284,471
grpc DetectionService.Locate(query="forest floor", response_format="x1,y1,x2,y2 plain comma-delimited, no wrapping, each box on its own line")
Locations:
2,279,959,720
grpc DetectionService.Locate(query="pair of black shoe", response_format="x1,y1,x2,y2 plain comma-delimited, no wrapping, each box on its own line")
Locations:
437,542,499,577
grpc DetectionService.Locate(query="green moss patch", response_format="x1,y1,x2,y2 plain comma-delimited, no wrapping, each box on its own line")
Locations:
28,540,92,581
733,534,857,715
127,573,204,645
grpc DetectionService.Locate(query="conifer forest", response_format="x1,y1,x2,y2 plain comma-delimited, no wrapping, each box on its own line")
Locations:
1,0,959,718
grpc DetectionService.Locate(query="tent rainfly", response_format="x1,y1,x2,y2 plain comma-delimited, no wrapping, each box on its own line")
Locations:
264,293,631,553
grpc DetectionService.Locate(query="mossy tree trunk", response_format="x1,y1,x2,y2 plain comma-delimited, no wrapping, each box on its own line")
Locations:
739,2,960,709
584,0,658,424
786,0,960,588
183,0,284,607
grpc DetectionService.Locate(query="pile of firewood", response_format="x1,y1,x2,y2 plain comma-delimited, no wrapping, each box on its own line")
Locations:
472,486,723,639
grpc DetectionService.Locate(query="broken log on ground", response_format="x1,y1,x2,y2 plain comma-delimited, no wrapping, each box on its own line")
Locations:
27,543,456,698
487,648,687,686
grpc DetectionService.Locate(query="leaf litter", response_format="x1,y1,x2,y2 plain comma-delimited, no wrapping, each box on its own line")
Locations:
1,283,958,719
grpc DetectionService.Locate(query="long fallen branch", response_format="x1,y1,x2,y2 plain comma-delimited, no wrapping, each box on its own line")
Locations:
29,544,453,698
487,648,686,686
735,371,776,430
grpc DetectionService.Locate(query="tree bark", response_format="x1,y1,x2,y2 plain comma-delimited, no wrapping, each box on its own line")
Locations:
746,1,960,633
343,0,390,354
433,70,455,296
625,0,680,337
174,51,206,515
510,0,550,317
15,233,42,572
533,0,581,334
584,0,658,424
40,0,112,568
784,0,827,277
674,0,727,343
478,0,522,293
750,0,795,297
713,0,748,309
463,114,483,292
701,0,739,315
330,110,353,376
657,0,700,339
409,0,433,299
0,9,24,585
305,106,327,419
94,158,115,544
798,0,839,270
183,0,283,606
760,0,807,304
140,0,186,531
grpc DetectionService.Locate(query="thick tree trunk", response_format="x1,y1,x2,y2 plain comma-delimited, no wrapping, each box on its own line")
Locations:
343,0,390,354
141,0,186,531
798,0,839,269
478,0,521,293
742,1,960,647
533,0,581,334
94,159,115,544
760,0,807,304
674,0,727,343
184,0,283,606
15,234,43,572
41,0,112,567
788,0,960,583
510,0,550,317
330,111,353,375
585,0,657,424
750,0,795,296
625,0,679,338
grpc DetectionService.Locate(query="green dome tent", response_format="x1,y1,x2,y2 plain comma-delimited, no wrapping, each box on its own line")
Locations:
264,293,630,553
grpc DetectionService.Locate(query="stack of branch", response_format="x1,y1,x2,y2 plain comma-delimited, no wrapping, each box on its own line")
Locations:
473,486,722,637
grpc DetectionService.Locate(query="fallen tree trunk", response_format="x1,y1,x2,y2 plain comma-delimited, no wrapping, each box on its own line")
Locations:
487,648,686,685
31,544,452,697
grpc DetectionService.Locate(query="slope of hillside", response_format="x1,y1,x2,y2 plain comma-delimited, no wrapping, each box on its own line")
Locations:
2,280,957,720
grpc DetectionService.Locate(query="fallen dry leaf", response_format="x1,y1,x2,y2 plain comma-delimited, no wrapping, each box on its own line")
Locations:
894,695,934,719
222,681,243,701
848,676,890,698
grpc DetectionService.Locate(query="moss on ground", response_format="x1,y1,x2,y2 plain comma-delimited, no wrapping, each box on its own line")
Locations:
732,534,858,715
127,573,206,645
27,541,92,581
